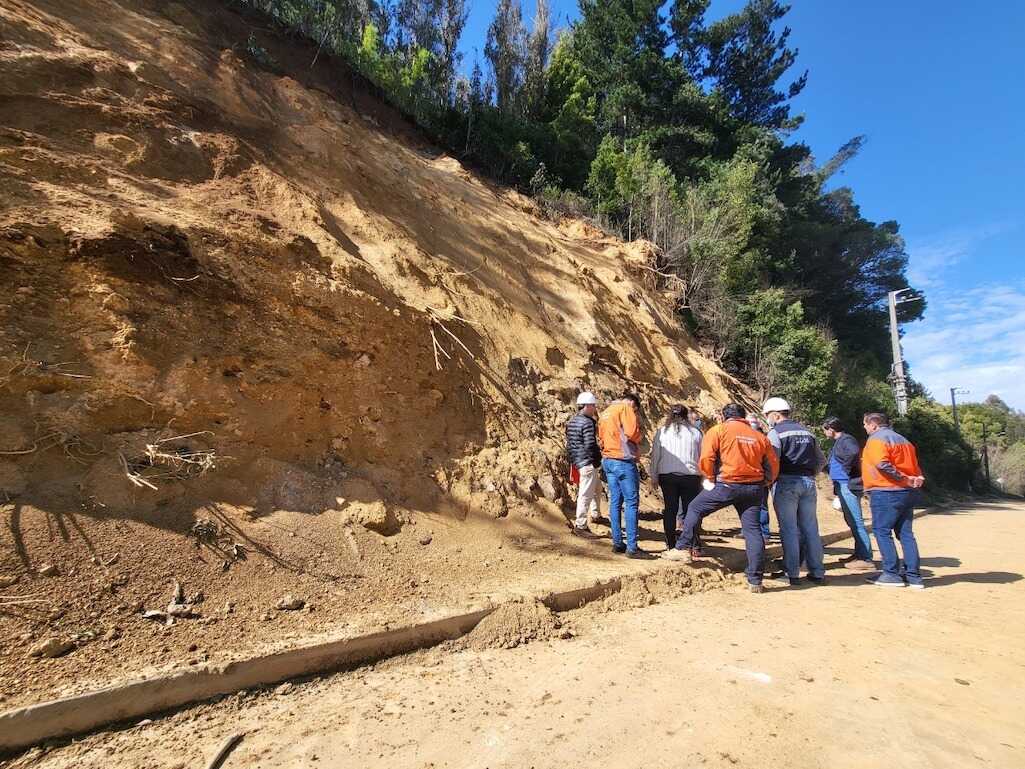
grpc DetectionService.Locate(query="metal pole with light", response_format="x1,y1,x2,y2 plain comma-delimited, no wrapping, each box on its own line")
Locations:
887,288,921,417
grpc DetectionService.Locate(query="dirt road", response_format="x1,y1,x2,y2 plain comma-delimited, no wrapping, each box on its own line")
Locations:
12,500,1024,769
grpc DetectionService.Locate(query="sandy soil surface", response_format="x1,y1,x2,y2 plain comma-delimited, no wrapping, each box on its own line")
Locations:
11,499,1023,769
0,0,744,709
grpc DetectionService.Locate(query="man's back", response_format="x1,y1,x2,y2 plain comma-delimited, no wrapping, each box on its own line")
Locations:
768,418,824,476
598,401,640,461
862,427,922,490
700,419,778,484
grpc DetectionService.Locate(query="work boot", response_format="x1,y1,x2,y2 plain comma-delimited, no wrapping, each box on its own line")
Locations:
627,549,655,560
660,548,692,562
611,543,627,554
571,525,599,539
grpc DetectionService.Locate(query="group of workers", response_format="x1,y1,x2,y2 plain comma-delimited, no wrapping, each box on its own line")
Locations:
565,393,925,593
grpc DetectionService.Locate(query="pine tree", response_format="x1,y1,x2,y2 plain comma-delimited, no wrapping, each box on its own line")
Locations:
571,0,681,136
668,0,710,80
702,0,807,129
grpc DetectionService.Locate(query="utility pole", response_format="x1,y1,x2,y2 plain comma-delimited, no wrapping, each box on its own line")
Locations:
949,387,969,434
981,421,991,486
888,290,911,417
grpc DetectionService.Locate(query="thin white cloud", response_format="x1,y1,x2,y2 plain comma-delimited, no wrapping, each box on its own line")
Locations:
906,221,1012,288
903,282,1025,409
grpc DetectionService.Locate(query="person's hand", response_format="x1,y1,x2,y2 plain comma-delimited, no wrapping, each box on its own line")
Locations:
909,475,925,489
702,479,715,492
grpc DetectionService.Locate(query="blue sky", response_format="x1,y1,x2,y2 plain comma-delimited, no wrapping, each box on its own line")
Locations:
458,1,1025,409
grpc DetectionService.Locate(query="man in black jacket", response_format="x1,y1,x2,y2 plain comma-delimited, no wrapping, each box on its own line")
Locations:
566,392,602,538
823,416,874,569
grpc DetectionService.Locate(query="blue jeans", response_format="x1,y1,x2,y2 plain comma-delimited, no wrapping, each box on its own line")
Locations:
602,458,639,552
773,475,824,579
678,482,765,586
834,481,872,560
758,487,770,540
869,489,921,584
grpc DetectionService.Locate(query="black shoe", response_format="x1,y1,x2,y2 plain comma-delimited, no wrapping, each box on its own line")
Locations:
626,550,655,560
612,543,627,554
807,575,826,585
571,526,599,539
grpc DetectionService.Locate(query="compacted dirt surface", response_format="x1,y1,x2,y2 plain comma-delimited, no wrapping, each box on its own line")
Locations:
9,500,1024,769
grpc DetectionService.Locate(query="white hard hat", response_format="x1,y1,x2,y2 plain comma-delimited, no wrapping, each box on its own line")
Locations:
762,397,791,414
576,391,598,406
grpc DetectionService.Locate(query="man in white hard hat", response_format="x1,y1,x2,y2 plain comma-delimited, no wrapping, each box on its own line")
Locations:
763,397,827,586
565,392,602,538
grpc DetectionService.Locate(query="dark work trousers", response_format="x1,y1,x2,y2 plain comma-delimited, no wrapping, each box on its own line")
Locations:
657,473,702,549
677,481,766,585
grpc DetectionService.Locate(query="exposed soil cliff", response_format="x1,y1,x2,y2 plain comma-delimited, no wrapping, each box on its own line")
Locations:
0,0,748,706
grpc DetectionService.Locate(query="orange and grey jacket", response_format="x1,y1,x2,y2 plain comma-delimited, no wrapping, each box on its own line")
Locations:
597,401,642,462
699,418,779,484
861,427,922,491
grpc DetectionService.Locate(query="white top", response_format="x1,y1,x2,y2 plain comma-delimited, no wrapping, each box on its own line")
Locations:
649,423,703,478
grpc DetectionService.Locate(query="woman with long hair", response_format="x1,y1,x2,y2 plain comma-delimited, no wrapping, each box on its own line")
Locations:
649,404,704,550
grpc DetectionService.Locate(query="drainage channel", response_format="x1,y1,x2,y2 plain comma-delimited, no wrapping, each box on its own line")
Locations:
0,509,934,754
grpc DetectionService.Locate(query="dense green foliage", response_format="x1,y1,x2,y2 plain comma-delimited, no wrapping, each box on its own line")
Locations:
230,0,993,491
952,396,1025,495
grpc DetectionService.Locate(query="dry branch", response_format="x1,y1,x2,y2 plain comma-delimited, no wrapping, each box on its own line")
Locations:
205,732,246,769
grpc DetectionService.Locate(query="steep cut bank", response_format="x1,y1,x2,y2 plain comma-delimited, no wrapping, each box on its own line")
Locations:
0,0,744,707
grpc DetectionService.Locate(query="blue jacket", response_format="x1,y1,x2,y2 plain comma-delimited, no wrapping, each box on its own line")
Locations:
828,433,864,492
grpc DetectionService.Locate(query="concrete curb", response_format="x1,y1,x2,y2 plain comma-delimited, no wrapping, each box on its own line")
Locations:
0,505,943,754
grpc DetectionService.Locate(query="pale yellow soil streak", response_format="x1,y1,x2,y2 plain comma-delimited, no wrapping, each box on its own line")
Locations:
18,500,1025,769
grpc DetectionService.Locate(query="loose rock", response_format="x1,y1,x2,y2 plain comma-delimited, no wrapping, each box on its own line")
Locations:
38,564,57,577
276,595,305,611
29,637,74,659
537,474,558,502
